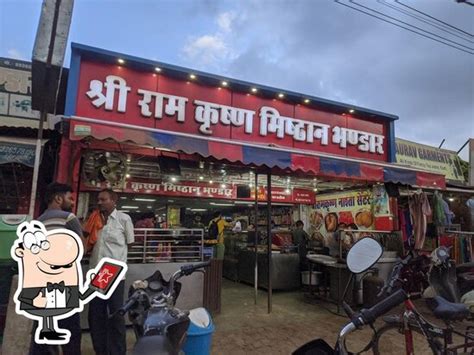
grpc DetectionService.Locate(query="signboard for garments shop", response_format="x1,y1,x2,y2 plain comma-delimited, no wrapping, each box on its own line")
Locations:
71,58,391,163
395,138,465,183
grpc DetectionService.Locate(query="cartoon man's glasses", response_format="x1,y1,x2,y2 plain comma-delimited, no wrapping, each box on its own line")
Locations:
23,232,50,254
30,241,50,255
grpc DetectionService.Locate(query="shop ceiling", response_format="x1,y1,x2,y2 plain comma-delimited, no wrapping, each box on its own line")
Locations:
114,195,293,214
81,150,367,193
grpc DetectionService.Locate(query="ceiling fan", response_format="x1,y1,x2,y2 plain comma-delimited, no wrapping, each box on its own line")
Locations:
83,151,128,189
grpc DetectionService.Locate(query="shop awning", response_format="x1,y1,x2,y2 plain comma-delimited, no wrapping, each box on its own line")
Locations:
0,136,49,167
67,117,446,189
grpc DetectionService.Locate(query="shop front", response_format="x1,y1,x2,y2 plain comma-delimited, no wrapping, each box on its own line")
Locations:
0,57,64,337
394,138,473,268
0,57,62,215
58,43,447,314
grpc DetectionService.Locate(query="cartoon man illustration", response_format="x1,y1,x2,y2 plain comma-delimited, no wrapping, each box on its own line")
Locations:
11,220,127,345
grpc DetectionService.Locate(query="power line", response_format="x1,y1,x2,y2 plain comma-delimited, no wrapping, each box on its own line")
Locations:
396,1,474,38
378,0,473,44
335,0,473,54
334,0,474,55
350,0,473,51
456,1,474,8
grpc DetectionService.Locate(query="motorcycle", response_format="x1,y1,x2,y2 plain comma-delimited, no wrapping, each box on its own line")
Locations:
293,237,407,355
427,245,474,309
115,261,212,355
294,241,473,355
423,246,474,313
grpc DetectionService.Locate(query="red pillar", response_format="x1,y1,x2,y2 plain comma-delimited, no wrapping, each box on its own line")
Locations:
56,137,72,183
70,144,82,214
55,137,82,214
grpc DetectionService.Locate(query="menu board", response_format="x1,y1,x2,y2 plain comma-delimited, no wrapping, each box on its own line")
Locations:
309,188,391,256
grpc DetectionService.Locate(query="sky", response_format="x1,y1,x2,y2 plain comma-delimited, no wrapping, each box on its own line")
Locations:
1,0,473,159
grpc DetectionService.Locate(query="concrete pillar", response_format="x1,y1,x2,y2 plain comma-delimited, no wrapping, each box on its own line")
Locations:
2,275,32,354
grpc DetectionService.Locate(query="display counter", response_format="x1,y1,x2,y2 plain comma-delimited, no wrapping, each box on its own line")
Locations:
306,256,353,307
238,249,300,290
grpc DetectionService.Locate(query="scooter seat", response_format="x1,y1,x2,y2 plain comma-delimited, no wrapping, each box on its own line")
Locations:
430,296,470,321
457,261,474,274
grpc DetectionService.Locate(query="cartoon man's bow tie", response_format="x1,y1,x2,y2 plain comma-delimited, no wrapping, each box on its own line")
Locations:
47,281,65,292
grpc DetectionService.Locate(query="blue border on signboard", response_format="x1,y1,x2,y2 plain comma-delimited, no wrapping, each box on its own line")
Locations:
388,121,396,163
64,49,81,116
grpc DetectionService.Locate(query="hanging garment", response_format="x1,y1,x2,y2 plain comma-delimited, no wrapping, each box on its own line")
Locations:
409,192,432,250
432,191,447,226
399,208,407,242
466,197,474,231
84,210,104,253
441,199,455,226
439,235,454,249
404,209,414,248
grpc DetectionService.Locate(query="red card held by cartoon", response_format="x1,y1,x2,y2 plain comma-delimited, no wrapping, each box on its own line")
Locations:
90,260,125,295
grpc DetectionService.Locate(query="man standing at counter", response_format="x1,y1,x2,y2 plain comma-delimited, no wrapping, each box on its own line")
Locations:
88,189,134,355
208,211,230,260
292,220,310,272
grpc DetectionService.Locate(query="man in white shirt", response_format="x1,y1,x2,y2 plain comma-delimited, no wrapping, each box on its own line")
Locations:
88,189,134,355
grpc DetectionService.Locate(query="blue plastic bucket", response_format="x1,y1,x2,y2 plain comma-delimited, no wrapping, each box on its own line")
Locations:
183,308,215,355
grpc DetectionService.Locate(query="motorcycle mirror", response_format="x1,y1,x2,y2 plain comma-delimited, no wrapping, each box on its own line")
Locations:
346,237,383,274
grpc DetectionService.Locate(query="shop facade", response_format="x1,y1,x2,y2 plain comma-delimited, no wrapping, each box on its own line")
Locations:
57,43,450,312
0,57,63,215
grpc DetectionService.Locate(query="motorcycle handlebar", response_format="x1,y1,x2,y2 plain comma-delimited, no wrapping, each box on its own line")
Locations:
378,254,412,296
180,261,211,276
118,293,138,316
118,261,212,312
356,289,407,326
342,301,356,319
336,290,407,353
166,261,212,302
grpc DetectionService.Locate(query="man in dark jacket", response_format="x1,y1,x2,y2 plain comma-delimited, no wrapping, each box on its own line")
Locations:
27,183,85,354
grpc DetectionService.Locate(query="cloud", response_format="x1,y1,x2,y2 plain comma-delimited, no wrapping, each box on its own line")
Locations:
216,0,473,155
181,11,239,68
178,0,473,157
217,11,236,33
182,34,231,66
7,48,26,60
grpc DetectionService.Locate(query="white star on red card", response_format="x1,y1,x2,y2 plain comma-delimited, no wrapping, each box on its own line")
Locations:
97,269,113,284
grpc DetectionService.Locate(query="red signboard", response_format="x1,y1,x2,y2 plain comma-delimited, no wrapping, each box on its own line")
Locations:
80,180,316,205
245,186,315,204
74,59,389,162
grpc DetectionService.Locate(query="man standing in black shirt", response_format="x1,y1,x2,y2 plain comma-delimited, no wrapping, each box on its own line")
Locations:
30,182,85,355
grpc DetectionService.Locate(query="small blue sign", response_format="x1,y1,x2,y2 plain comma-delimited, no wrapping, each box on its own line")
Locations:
0,142,36,167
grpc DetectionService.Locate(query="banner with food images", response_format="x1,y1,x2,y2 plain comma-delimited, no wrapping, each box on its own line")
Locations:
310,189,390,253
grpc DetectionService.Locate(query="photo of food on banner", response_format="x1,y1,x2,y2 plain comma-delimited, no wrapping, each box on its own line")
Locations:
309,186,390,258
